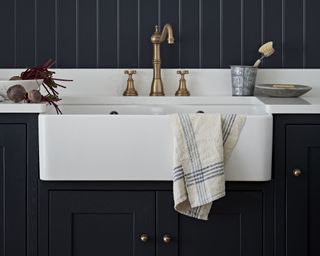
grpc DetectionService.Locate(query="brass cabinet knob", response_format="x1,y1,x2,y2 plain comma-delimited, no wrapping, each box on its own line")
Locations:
293,169,302,177
162,234,172,243
140,234,149,242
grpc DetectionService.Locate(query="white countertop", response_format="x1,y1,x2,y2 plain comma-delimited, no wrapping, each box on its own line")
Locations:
0,101,47,113
1,96,320,114
258,96,320,113
1,68,320,114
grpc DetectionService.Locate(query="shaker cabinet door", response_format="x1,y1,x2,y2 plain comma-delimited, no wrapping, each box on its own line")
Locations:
157,185,272,256
286,125,320,256
0,124,27,256
177,190,264,256
47,191,155,256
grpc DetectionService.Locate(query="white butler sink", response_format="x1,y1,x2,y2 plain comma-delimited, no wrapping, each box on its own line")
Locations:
39,97,272,181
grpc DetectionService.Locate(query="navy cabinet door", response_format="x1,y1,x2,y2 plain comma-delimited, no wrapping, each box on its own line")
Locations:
286,125,320,256
46,191,155,256
157,185,273,256
0,124,27,256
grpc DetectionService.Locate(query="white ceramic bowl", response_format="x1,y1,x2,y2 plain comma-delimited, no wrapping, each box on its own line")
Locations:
0,79,43,99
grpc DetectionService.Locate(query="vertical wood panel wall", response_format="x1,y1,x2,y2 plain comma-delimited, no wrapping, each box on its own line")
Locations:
0,0,319,68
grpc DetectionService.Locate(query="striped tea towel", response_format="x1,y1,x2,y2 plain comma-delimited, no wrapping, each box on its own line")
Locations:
171,113,246,220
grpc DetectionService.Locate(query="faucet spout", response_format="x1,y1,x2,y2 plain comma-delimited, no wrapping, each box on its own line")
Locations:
160,24,175,44
150,24,174,96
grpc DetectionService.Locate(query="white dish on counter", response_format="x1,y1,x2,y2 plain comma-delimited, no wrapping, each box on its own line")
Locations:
0,79,43,99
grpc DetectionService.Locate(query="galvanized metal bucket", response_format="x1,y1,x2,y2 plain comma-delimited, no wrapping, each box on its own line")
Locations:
230,65,258,96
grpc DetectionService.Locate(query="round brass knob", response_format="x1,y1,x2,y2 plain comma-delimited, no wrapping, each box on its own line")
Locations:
293,169,302,177
140,234,149,242
163,234,172,243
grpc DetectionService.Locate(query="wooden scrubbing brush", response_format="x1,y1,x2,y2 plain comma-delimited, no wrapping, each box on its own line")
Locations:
253,41,275,67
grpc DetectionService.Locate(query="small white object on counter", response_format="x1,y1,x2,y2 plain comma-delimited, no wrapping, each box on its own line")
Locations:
0,79,42,99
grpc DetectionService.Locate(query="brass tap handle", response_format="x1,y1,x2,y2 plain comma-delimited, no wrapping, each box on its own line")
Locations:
123,70,138,96
175,70,190,96
177,70,189,76
124,69,136,76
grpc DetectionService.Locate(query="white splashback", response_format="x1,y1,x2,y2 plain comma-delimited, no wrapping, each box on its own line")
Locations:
1,68,320,97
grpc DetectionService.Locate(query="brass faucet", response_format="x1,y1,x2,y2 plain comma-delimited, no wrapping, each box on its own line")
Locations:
150,24,174,96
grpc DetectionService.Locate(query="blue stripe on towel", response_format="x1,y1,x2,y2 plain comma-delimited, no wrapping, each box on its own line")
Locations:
223,114,236,144
186,166,224,186
174,162,224,183
184,162,224,178
173,166,184,181
222,114,232,139
178,113,207,205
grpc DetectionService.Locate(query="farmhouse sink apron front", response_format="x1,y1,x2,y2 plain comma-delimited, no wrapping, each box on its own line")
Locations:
39,97,273,181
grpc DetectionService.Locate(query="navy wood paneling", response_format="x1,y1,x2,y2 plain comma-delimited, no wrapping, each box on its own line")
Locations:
305,0,320,68
160,0,180,68
202,0,220,68
57,0,77,67
78,0,97,67
263,0,283,67
284,0,304,68
0,0,15,67
221,0,242,68
16,0,36,67
119,0,139,67
36,0,56,67
99,0,118,68
243,0,262,66
180,0,199,67
0,0,318,68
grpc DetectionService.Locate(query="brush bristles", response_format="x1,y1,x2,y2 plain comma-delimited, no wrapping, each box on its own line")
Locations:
259,41,274,56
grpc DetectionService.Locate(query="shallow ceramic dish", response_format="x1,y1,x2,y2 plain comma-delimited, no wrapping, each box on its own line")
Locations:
0,79,43,99
255,84,312,97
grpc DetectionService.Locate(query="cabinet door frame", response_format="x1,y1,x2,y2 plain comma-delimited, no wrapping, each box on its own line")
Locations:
0,114,38,256
157,182,273,256
39,182,165,256
286,124,320,256
48,190,155,256
274,114,320,256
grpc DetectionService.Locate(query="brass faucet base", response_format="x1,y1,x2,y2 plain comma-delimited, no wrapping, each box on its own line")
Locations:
175,90,190,96
150,79,165,96
123,90,138,96
150,92,165,96
149,24,174,96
